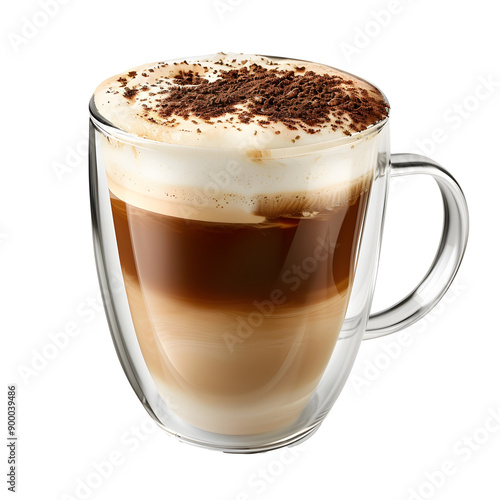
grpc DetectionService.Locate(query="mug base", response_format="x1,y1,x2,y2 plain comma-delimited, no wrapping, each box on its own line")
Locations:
148,389,325,453
156,418,323,454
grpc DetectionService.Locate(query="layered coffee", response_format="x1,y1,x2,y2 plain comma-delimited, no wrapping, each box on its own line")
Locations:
93,53,388,434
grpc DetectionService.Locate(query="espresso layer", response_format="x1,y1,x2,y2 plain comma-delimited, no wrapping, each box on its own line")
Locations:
110,189,369,304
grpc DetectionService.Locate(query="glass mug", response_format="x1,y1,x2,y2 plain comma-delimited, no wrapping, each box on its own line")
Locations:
89,56,468,453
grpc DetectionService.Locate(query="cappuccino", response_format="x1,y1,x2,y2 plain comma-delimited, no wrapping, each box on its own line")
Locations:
92,53,388,434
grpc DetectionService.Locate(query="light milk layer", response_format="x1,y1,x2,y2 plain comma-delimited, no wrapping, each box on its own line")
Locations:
124,274,348,435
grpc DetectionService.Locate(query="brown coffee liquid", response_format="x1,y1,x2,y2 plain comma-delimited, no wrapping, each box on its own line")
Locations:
110,188,369,434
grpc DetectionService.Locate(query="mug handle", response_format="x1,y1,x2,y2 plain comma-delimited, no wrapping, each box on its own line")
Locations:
364,153,469,340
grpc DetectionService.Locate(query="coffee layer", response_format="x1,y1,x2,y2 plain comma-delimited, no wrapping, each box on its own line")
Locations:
110,192,367,304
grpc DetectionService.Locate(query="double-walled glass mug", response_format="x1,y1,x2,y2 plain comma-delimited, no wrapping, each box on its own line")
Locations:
89,54,469,453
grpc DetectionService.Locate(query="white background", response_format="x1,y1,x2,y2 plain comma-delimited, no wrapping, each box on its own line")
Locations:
2,0,499,499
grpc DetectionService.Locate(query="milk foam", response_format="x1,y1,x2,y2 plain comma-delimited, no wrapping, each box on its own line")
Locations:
93,53,387,148
91,54,388,221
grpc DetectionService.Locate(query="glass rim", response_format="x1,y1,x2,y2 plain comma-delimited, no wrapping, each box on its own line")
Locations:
89,53,390,158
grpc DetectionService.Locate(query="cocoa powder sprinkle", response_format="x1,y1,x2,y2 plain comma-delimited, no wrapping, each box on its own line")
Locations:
151,65,387,134
123,87,138,99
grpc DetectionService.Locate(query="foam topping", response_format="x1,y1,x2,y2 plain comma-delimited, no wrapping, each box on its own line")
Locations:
93,53,388,148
